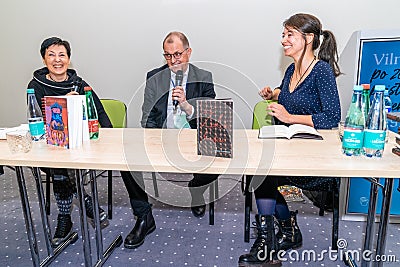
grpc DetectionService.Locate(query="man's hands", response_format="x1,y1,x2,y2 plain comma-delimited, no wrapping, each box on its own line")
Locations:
173,86,193,115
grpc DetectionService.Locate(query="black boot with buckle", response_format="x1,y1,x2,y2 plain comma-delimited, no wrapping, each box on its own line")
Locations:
238,214,281,266
276,210,302,251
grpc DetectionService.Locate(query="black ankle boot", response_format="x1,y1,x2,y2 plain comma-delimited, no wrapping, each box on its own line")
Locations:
276,210,302,251
124,209,156,249
238,215,281,266
52,214,73,247
84,195,107,223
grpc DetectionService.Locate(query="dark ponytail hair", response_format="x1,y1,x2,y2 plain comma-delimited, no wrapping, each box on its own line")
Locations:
283,13,341,77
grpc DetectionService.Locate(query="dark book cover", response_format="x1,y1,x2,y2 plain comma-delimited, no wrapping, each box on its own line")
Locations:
196,99,233,158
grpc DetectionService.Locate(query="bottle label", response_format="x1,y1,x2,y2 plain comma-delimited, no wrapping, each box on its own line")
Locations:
363,129,386,150
342,129,363,149
88,119,99,134
29,120,45,137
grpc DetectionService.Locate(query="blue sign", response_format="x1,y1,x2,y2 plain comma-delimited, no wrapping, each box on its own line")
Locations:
347,38,400,216
358,39,400,111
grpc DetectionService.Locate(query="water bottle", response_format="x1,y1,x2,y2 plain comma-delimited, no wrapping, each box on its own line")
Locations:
363,85,386,158
84,86,99,140
384,88,392,142
361,84,370,122
27,88,45,141
384,88,392,113
342,85,365,156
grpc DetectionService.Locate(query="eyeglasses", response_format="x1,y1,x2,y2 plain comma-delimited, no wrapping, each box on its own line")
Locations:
163,48,188,60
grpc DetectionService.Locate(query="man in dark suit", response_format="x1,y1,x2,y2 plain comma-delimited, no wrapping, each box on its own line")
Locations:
121,31,219,249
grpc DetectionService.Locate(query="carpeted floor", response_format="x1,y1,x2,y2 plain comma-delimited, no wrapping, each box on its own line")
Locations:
1,167,399,267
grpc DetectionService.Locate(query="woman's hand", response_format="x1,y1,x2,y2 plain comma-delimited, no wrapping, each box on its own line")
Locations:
267,102,292,124
66,91,79,96
258,86,273,100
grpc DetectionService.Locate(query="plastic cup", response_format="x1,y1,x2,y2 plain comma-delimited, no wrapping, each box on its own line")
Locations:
6,130,32,153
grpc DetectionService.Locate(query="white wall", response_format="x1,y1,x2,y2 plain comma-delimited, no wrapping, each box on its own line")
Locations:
0,0,398,128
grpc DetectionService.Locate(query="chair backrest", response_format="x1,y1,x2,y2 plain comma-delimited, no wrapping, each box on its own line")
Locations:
252,100,276,130
100,99,127,128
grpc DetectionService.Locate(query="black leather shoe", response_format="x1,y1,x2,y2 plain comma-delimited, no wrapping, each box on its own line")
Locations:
191,205,206,218
124,210,156,249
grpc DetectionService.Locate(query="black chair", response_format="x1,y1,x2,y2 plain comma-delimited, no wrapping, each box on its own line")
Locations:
98,99,128,220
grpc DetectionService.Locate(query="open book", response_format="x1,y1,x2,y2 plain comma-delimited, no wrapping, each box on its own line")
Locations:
258,124,323,140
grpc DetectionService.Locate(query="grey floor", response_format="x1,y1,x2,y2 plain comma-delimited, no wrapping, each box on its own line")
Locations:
1,167,399,267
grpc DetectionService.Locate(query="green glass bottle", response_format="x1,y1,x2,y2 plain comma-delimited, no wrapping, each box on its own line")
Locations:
84,86,99,140
361,84,370,122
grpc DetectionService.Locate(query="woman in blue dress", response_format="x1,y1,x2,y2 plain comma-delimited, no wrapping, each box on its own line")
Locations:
239,13,341,266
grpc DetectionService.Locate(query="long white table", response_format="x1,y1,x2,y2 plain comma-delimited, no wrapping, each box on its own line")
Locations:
1,128,399,267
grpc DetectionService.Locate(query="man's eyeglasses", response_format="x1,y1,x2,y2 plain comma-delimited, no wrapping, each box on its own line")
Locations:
163,48,188,60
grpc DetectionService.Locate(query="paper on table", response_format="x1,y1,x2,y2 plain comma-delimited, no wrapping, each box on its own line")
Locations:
0,124,29,139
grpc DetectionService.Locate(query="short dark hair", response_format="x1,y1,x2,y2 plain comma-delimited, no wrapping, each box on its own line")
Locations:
163,31,190,50
40,37,71,59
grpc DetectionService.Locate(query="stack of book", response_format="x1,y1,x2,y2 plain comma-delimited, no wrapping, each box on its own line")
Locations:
387,112,400,156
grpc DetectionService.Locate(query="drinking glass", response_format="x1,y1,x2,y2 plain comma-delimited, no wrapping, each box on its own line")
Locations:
6,130,32,153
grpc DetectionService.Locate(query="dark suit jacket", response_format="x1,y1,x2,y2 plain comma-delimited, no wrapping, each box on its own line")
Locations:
141,64,216,129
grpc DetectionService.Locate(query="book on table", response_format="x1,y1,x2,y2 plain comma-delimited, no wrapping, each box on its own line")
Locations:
43,95,89,149
196,98,233,158
258,124,323,140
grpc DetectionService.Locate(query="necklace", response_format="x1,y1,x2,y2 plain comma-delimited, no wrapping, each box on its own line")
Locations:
291,56,316,90
47,74,68,82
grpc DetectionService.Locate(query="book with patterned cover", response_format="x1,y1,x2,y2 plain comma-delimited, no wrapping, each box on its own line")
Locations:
43,95,87,149
43,96,70,148
196,99,233,158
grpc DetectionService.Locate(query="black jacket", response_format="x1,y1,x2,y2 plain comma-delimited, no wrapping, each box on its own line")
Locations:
141,64,216,129
27,67,112,128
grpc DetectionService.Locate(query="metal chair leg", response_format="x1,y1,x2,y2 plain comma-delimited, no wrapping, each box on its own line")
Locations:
332,188,339,250
244,175,253,243
107,170,113,220
209,181,216,225
152,172,159,198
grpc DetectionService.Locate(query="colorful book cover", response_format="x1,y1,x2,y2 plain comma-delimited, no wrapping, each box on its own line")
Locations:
44,97,70,148
196,99,233,158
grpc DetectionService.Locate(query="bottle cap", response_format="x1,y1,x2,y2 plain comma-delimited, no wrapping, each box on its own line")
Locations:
84,86,92,91
374,85,385,92
27,88,35,94
361,84,370,90
353,85,363,91
384,88,389,95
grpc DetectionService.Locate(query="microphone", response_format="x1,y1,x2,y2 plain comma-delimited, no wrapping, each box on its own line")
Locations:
71,77,83,92
173,70,183,108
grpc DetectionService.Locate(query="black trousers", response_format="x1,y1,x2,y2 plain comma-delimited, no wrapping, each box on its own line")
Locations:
120,171,218,204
